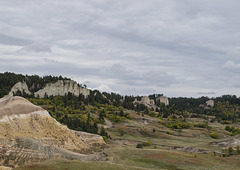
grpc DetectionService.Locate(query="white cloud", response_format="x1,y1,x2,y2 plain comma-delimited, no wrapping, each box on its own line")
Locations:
1,0,240,97
196,91,216,95
19,43,52,53
142,71,177,87
223,60,240,70
94,84,113,93
108,64,130,75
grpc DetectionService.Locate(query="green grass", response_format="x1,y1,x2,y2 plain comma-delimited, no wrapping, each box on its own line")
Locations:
15,112,240,170
132,158,181,170
15,159,148,170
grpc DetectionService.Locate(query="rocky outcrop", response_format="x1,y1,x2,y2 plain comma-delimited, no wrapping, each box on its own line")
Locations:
0,138,107,167
0,96,106,167
34,80,90,98
206,100,214,108
156,96,169,106
134,96,155,108
0,81,31,103
210,135,240,149
200,100,214,109
5,80,90,99
141,96,155,106
8,82,31,98
74,131,106,151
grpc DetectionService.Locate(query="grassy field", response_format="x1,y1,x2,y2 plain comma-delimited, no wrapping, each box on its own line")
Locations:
16,146,240,170
16,111,240,170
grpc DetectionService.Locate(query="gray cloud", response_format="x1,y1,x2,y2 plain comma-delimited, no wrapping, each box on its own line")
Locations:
142,71,177,87
223,60,240,72
1,0,240,97
196,91,216,95
0,33,31,46
19,43,52,53
108,64,130,75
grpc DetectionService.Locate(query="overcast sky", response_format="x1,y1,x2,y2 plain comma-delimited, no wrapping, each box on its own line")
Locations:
0,0,240,97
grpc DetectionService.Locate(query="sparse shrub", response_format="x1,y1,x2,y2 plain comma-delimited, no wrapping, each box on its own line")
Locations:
194,123,209,129
120,110,124,117
154,146,157,149
237,145,240,154
202,132,208,135
228,145,234,154
161,119,190,129
210,132,218,139
177,129,182,132
100,126,108,138
225,125,240,136
152,128,156,133
124,113,131,119
119,127,125,136
142,141,151,146
149,111,157,117
102,136,107,141
167,131,173,135
221,120,232,124
136,143,143,148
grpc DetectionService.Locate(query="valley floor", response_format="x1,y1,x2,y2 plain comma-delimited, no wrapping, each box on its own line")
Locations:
15,112,240,170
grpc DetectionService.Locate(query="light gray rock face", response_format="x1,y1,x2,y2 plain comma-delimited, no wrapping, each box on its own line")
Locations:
0,82,31,102
141,96,155,105
134,96,155,108
34,80,90,98
206,100,214,108
200,100,214,109
10,82,31,96
156,96,169,106
141,96,150,105
210,135,240,149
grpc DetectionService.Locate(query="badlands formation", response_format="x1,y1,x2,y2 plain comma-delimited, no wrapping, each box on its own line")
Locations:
0,96,106,168
6,80,90,99
34,80,90,98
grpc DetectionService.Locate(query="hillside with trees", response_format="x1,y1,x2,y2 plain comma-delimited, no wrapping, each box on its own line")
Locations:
1,72,240,169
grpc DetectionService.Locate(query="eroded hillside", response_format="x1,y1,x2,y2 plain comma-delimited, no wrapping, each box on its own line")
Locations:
0,96,106,168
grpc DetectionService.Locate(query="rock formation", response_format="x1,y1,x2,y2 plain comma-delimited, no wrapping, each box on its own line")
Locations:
156,96,169,106
10,82,31,96
199,100,214,109
141,96,155,106
0,96,106,168
134,96,155,108
5,80,90,99
206,100,214,108
210,135,240,149
34,80,90,98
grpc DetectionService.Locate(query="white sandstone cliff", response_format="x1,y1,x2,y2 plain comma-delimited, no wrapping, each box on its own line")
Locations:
156,96,169,106
134,96,155,108
0,82,31,103
10,81,31,95
34,80,90,98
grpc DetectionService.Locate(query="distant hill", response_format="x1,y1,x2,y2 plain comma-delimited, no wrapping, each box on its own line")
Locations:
0,72,71,98
1,72,240,124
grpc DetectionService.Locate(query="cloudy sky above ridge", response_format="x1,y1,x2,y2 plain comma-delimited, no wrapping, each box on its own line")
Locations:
0,0,240,97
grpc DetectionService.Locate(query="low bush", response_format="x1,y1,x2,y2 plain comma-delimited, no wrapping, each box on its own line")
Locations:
142,141,151,146
210,132,218,139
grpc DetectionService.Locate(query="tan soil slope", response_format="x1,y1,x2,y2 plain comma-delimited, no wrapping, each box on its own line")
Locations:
0,96,44,117
0,96,105,154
